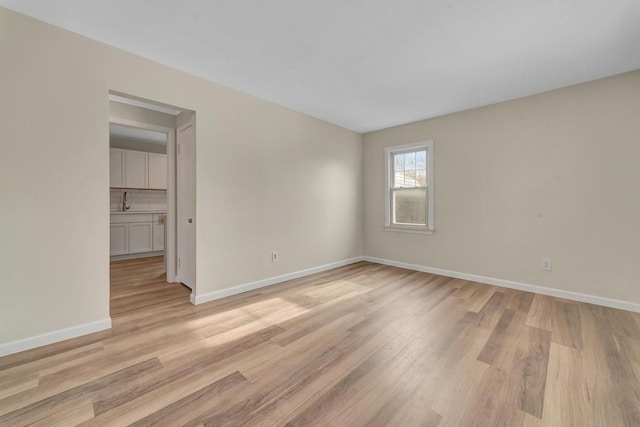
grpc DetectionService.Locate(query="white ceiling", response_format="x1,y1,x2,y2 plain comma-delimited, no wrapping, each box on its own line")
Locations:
110,123,167,144
3,1,640,132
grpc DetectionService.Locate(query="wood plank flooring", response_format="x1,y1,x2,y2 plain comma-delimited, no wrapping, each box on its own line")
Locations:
2,256,640,426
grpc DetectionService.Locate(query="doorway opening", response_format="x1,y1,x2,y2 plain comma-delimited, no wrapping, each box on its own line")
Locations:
108,92,196,312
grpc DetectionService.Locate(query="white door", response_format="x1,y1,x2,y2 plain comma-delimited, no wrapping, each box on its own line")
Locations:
125,150,148,188
177,122,196,289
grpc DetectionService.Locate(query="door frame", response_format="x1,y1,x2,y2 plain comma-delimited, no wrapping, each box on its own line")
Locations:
108,116,178,283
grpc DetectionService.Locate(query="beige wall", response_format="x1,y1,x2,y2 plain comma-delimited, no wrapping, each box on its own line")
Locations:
364,70,640,304
0,7,362,345
3,4,637,351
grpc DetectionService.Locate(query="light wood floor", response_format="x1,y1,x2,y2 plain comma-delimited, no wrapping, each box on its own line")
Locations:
2,257,640,426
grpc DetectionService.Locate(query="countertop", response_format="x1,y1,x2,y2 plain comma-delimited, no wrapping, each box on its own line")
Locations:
110,210,167,215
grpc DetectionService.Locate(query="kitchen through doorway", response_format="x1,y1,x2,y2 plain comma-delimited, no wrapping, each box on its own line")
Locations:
108,92,196,309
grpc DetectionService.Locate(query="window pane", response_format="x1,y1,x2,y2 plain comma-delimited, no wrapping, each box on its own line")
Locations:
404,170,416,188
394,153,405,172
404,152,416,170
394,171,405,188
393,188,427,225
416,169,427,186
416,150,426,169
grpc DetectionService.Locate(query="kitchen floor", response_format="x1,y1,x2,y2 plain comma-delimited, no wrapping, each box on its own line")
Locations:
109,256,189,316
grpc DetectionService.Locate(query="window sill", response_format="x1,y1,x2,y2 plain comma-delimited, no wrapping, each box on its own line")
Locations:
385,226,434,235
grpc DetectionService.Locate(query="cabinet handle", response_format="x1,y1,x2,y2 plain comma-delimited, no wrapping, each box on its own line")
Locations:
188,218,193,223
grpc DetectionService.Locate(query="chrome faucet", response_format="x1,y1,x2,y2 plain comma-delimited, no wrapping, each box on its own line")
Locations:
122,191,130,212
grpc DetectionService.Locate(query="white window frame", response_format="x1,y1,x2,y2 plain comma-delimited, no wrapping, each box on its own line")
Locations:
384,140,434,234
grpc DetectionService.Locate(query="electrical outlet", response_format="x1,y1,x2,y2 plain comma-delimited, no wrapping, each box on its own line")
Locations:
272,251,279,262
541,258,552,271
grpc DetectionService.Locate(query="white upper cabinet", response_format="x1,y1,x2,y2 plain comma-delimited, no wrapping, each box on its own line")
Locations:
110,148,167,190
109,148,125,188
148,153,167,190
124,150,148,189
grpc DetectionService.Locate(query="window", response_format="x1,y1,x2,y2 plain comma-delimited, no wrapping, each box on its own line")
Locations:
385,141,434,233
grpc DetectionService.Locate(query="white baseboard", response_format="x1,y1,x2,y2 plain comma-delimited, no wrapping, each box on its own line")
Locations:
192,257,365,305
363,256,640,313
0,318,112,358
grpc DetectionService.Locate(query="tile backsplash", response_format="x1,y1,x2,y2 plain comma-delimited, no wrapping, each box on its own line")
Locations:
110,189,167,212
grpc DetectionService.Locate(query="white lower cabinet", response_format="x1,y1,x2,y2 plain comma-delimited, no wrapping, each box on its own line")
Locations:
110,213,165,257
109,224,128,255
128,222,153,253
152,214,166,251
